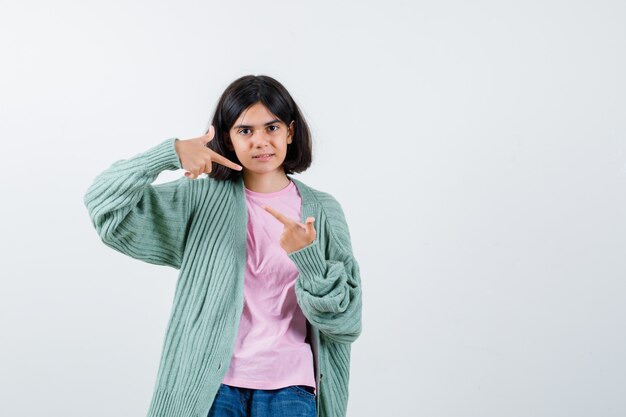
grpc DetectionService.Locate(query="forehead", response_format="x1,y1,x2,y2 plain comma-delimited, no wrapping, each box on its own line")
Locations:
233,102,283,127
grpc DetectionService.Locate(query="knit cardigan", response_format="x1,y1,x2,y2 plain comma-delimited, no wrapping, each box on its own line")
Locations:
83,137,363,417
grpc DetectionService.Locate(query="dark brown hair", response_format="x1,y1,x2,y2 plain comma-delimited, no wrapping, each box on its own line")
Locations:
205,75,312,181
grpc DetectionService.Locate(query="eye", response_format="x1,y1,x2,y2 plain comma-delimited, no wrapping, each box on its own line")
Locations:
238,128,251,135
268,125,280,132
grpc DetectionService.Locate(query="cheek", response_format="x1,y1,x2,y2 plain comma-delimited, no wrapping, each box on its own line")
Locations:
275,139,289,150
230,139,247,152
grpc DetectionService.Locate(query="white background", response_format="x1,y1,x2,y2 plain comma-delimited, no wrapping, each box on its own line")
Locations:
1,1,625,416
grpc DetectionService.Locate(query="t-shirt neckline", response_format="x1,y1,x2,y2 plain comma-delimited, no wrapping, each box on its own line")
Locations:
244,180,294,198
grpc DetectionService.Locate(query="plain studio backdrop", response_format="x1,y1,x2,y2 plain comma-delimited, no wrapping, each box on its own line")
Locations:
1,1,625,416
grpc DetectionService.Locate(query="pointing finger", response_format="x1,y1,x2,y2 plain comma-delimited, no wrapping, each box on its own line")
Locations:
261,205,294,225
208,149,243,171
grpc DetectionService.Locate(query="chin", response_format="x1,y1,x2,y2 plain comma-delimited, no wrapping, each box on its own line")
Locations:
250,165,283,175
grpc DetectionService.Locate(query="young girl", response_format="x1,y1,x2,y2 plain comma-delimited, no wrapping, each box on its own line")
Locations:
84,75,363,417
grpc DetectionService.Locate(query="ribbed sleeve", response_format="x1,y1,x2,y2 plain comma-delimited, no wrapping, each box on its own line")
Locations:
288,196,363,344
83,138,193,269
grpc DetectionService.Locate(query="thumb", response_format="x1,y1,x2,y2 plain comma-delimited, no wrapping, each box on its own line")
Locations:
200,125,215,145
305,217,315,236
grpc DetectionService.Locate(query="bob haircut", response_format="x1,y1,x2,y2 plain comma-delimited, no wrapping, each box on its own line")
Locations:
205,74,312,182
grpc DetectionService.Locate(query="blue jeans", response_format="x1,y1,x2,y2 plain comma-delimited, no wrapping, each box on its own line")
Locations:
207,383,316,417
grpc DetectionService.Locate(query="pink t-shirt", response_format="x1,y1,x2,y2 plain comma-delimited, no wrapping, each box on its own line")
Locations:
221,180,317,394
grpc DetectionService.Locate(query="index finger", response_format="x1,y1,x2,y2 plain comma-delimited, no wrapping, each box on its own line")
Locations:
261,205,294,225
208,149,243,171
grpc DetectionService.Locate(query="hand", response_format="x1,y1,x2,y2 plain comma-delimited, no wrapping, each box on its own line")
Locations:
175,125,243,179
261,204,317,254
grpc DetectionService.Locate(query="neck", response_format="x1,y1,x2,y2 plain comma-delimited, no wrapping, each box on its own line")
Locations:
243,170,291,193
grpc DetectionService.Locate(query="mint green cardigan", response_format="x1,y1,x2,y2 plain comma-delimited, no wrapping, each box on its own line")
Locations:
83,138,363,417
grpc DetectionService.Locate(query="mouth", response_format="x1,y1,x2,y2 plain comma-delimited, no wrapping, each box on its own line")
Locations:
253,153,274,158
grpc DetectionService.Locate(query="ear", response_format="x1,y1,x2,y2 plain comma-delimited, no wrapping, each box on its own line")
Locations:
287,120,295,144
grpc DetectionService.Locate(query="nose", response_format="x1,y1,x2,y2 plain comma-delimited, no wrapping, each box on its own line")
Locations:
251,129,272,147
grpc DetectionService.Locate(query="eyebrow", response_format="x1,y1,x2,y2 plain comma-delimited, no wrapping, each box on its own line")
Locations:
233,119,282,129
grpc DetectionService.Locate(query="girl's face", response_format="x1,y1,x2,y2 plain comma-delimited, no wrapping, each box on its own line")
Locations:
228,102,294,177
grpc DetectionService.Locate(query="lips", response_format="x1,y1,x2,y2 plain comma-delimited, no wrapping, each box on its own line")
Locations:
253,153,274,158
